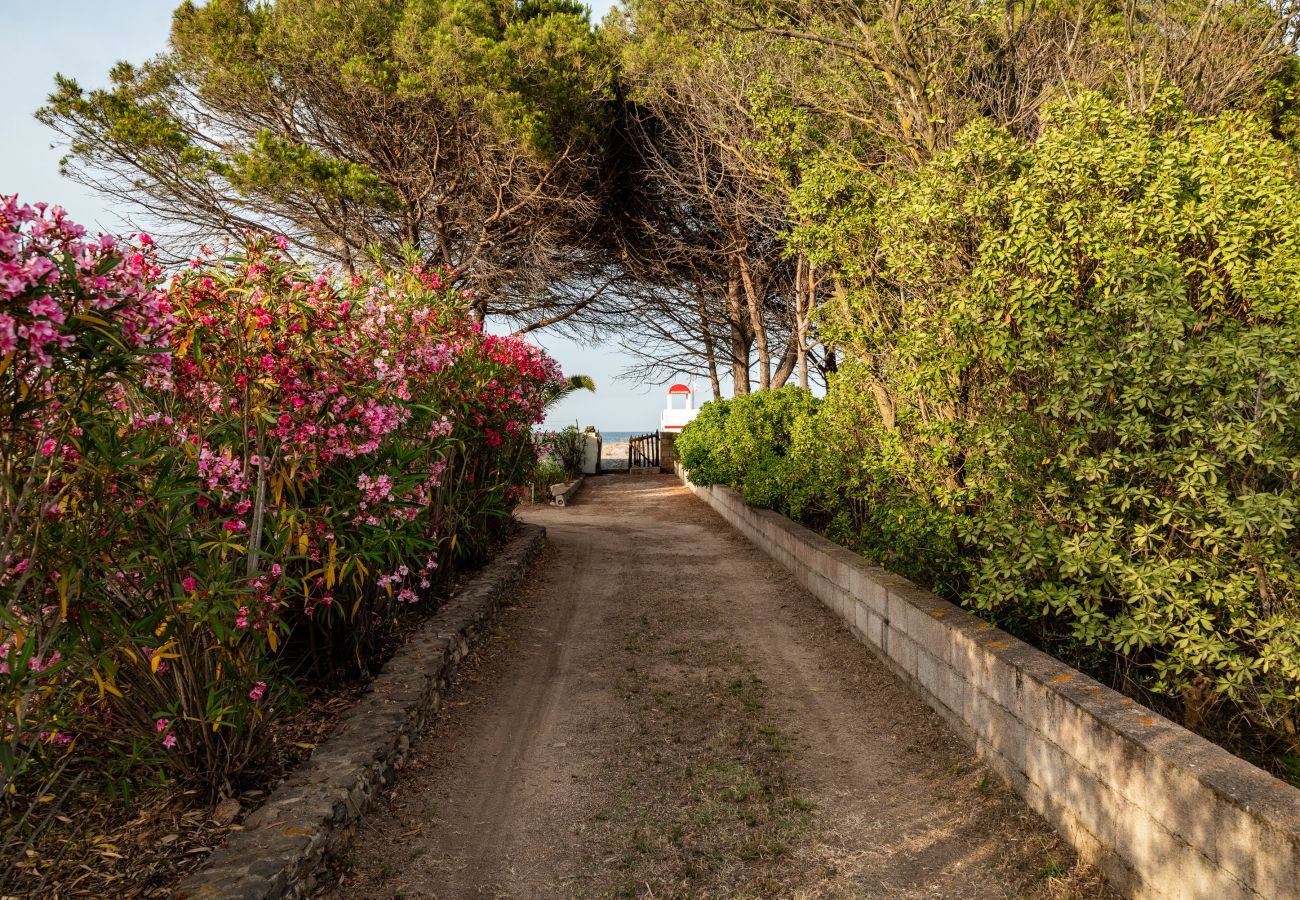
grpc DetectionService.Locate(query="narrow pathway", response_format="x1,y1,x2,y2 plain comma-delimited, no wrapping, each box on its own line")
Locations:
329,475,1113,899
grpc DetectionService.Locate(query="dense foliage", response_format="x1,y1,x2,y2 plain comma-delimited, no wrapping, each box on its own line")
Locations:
0,197,561,869
675,387,817,509
680,93,1300,756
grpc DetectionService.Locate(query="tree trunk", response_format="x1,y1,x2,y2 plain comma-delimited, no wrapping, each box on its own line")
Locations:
736,251,770,390
771,325,800,387
726,264,751,395
698,296,722,399
823,349,838,376
798,258,813,389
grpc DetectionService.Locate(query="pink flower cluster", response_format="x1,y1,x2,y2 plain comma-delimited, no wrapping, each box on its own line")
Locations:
198,445,251,499
1,195,172,375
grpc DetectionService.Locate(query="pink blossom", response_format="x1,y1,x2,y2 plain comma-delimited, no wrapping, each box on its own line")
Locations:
182,576,197,592
28,296,65,324
248,681,266,701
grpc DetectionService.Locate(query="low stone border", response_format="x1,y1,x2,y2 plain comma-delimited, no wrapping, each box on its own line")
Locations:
175,523,547,899
550,474,584,507
679,468,1300,900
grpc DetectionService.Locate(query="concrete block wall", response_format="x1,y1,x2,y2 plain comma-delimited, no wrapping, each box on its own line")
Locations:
679,471,1300,900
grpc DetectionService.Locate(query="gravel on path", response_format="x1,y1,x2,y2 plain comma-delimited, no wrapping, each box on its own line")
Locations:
326,475,1114,899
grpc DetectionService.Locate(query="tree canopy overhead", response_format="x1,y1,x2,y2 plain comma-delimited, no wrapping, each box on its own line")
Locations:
40,0,618,328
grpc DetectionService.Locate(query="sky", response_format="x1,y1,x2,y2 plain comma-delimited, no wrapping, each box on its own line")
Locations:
0,0,687,433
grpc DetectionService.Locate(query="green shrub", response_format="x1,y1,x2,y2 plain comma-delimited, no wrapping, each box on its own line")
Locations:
539,424,586,478
691,91,1300,755
783,365,968,596
675,397,733,485
815,90,1300,743
530,458,568,495
678,388,819,509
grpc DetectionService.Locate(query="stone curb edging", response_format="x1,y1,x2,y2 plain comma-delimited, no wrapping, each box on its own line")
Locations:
551,474,584,507
175,523,547,899
678,468,1300,900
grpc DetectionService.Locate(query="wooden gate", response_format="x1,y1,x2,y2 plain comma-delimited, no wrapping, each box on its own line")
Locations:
628,432,659,470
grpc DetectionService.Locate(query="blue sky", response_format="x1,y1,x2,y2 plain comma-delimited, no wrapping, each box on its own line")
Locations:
0,0,685,433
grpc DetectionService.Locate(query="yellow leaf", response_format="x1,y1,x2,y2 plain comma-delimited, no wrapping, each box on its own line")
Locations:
151,640,180,673
267,628,279,652
92,668,122,700
298,531,308,554
57,577,69,622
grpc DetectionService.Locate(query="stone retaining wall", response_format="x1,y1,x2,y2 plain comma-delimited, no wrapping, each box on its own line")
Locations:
176,523,546,899
680,471,1300,900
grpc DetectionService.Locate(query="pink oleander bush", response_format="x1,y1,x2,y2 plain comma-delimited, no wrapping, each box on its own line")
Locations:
1,197,561,827
0,196,171,803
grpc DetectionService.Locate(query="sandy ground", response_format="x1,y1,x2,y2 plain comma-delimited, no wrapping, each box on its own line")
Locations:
599,441,629,472
325,475,1114,899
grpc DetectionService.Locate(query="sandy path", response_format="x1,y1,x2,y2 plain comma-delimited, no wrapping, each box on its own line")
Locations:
327,475,1112,899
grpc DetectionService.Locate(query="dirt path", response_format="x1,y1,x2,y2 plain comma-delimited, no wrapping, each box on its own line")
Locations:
327,475,1114,899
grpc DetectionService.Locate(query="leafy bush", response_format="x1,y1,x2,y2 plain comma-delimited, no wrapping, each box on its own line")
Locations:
538,424,586,478
941,94,1300,738
783,364,968,596
0,197,172,849
529,457,568,497
674,397,732,485
677,387,818,508
1,197,564,868
915,95,1300,742
693,92,1300,755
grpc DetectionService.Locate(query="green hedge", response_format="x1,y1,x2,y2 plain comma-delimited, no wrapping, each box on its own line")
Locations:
681,92,1300,764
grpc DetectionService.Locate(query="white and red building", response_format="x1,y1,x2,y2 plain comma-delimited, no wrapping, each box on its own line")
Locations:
659,382,699,433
